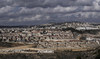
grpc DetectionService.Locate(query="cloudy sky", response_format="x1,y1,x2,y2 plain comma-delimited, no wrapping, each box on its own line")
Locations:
0,0,100,25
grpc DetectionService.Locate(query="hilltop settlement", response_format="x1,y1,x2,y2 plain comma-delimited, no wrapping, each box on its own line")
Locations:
0,22,100,54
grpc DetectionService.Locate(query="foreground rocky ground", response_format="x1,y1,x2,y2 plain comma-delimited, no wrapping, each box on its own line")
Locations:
0,42,100,59
0,48,100,59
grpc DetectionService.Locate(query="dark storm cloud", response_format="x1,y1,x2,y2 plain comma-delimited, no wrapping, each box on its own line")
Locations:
0,0,100,25
0,0,93,8
13,0,89,8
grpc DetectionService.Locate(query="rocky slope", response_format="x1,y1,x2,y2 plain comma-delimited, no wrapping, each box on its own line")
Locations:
0,48,100,59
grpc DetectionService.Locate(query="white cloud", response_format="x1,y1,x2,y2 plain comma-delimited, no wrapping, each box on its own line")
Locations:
53,5,78,12
0,6,13,14
93,0,100,10
9,18,14,22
